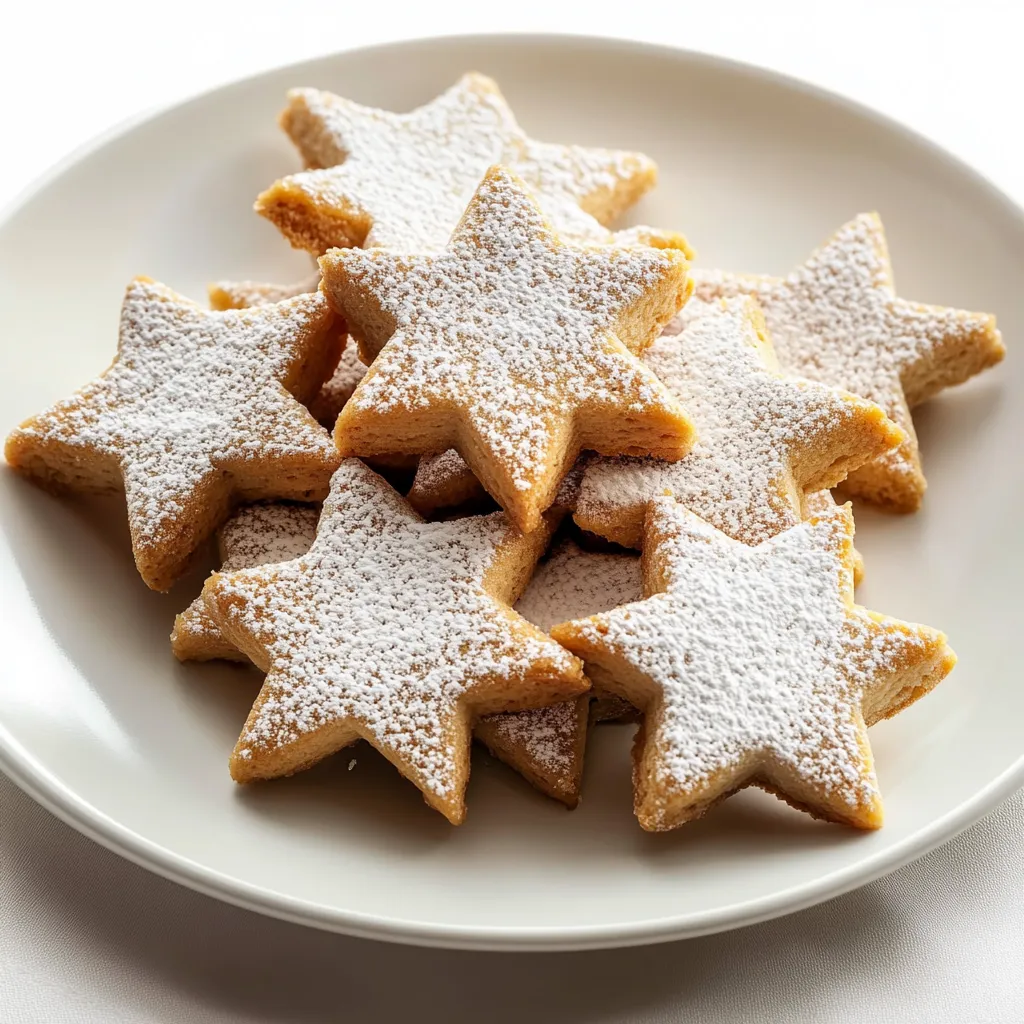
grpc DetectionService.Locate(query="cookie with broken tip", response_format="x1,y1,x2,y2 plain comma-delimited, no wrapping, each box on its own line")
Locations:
475,538,643,806
5,278,341,591
690,213,1004,511
575,296,904,549
552,499,955,831
171,502,320,662
322,166,694,534
256,73,687,255
202,458,587,825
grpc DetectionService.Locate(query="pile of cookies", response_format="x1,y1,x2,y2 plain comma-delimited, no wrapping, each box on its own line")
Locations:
6,73,1003,830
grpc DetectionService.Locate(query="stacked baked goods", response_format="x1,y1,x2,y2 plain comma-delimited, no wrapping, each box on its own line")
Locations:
5,73,1004,829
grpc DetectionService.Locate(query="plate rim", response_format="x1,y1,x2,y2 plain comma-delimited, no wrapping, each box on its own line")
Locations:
1,31,1021,952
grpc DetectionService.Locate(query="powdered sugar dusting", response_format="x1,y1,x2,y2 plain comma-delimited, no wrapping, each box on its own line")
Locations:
481,701,582,778
205,271,367,430
481,540,642,775
265,74,668,254
217,503,320,570
689,214,1002,485
515,540,642,631
220,460,578,797
409,449,479,512
16,278,337,547
327,167,686,498
174,503,319,652
577,297,889,546
567,501,928,810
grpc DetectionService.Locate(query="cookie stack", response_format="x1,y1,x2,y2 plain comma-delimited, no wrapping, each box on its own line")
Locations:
5,73,1003,830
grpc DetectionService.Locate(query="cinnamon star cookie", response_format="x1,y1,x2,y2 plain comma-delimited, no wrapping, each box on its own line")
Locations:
575,296,903,548
208,272,364,430
691,213,1004,510
322,166,694,533
552,499,955,830
256,73,684,254
203,459,587,825
5,278,340,591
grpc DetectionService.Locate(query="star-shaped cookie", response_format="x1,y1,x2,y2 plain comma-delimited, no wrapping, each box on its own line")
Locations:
256,73,683,255
203,459,587,824
476,539,642,806
171,490,589,803
552,499,955,830
171,502,319,662
575,296,904,548
691,213,1004,511
5,278,341,591
321,166,694,533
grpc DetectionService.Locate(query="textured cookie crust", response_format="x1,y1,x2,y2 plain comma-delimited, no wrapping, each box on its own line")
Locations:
5,278,340,591
691,213,1004,511
171,503,320,662
575,296,903,548
203,459,588,824
477,539,644,806
322,166,694,533
553,500,955,831
256,73,684,255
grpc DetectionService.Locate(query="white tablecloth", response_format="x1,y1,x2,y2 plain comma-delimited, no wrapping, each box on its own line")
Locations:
2,2,1022,1020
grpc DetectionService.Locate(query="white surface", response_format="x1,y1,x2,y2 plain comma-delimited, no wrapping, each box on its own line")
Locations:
0,0,1022,1019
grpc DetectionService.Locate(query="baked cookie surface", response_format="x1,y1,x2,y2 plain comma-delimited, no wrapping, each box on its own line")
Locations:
575,296,903,548
256,73,683,255
477,539,643,806
322,166,694,533
5,278,340,590
171,502,320,662
691,213,1004,510
203,459,587,824
553,500,955,830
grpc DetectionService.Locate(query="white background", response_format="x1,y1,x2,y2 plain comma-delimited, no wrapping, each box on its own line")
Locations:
1,1,1022,1020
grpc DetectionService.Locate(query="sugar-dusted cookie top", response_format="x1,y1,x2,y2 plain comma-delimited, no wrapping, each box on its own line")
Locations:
204,459,587,824
691,213,1004,511
477,539,643,806
575,296,903,548
514,540,643,632
322,166,694,533
5,278,340,591
171,503,320,662
207,271,364,429
256,73,685,254
552,500,955,831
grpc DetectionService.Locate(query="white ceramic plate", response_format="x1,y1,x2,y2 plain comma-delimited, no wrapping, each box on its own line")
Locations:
0,34,1019,952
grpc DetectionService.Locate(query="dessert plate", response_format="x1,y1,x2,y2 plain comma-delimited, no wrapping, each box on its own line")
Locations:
0,34,1019,951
